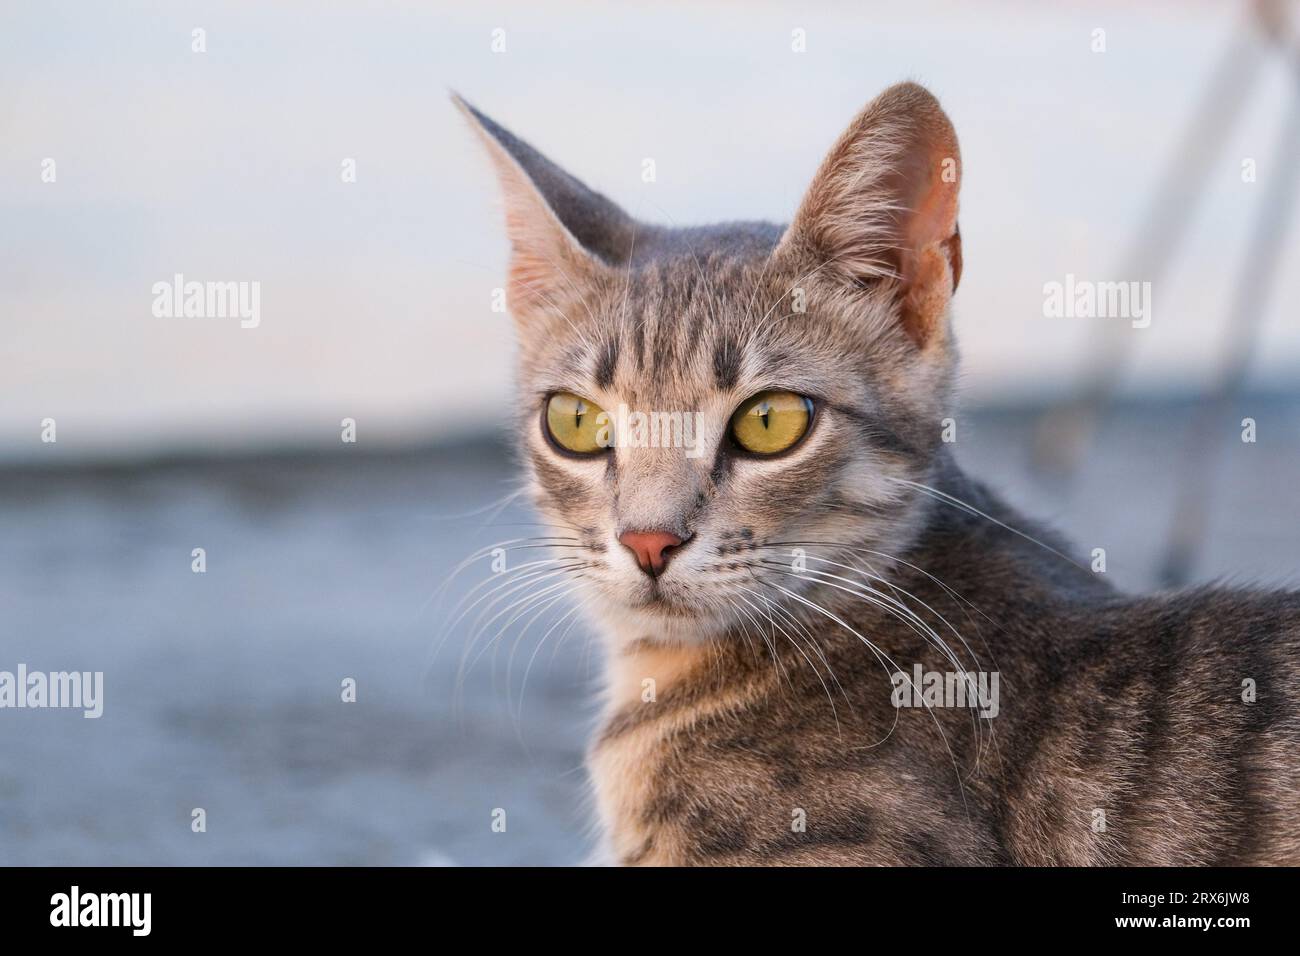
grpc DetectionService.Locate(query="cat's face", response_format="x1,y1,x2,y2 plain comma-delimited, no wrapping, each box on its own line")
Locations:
460,84,963,643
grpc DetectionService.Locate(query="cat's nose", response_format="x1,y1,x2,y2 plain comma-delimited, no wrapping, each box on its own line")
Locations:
619,530,686,578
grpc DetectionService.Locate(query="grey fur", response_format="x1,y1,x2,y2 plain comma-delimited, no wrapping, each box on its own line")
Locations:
459,85,1300,865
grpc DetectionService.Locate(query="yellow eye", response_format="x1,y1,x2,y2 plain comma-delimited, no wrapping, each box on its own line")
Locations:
729,391,813,455
546,392,609,454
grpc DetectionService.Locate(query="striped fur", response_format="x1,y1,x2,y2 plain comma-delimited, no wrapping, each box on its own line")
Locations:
459,84,1300,865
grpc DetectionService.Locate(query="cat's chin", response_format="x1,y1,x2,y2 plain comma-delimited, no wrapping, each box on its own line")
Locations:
587,592,734,645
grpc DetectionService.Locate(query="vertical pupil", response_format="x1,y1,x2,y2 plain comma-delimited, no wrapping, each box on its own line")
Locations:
756,401,771,429
573,398,587,430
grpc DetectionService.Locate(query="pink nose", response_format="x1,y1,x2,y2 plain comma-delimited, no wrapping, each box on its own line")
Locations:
619,530,685,577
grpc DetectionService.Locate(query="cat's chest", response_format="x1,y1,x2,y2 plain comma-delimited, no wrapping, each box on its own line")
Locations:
589,707,1003,866
587,718,681,866
587,636,998,865
587,700,938,866
588,639,760,866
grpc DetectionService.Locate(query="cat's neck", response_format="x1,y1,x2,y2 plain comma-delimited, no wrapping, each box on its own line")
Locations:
588,600,728,713
601,636,716,711
912,452,1108,599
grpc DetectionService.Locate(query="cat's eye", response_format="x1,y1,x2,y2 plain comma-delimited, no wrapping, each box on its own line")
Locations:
729,390,814,456
545,391,609,455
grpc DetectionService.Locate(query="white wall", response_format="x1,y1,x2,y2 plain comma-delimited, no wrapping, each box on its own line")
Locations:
2,0,1296,461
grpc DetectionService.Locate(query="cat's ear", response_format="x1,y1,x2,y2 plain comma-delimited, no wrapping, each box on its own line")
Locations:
777,82,962,349
453,94,634,324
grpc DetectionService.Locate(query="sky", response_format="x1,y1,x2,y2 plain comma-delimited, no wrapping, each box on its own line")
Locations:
2,0,1297,462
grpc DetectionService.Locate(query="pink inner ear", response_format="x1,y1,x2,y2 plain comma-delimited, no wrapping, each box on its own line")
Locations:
893,133,962,349
780,82,963,320
899,142,961,288
504,208,550,309
507,256,551,311
944,224,963,293
498,179,595,320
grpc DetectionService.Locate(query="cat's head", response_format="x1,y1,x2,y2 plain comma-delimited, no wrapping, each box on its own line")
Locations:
459,83,962,644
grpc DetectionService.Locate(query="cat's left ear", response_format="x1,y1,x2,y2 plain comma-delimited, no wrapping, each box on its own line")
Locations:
776,82,962,349
453,94,633,329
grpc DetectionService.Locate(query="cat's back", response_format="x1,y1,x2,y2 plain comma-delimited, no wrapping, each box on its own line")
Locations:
909,486,1300,862
1000,583,1300,864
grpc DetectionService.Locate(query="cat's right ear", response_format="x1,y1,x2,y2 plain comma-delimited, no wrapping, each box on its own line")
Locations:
776,83,962,350
453,94,632,328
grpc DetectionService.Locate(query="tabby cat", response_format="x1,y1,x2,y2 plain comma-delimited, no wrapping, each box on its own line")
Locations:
457,83,1300,865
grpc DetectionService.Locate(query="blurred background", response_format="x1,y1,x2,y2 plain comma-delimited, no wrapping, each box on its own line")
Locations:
1,0,1297,865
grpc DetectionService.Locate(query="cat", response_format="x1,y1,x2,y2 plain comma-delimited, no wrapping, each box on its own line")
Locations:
456,83,1300,865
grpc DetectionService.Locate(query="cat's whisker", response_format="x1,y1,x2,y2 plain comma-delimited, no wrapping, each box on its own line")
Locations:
440,563,590,682
426,549,591,674
758,559,989,763
493,579,591,730
760,560,966,671
457,573,588,700
759,548,985,677
462,566,589,655
548,598,588,668
503,579,587,700
512,594,590,738
756,575,972,819
739,581,846,697
427,534,584,610
885,476,1087,572
726,594,794,691
720,595,765,670
487,586,570,691
420,485,530,523
754,541,982,712
440,556,584,639
760,538,1007,684
733,588,846,734
457,590,568,713
469,519,586,535
768,559,985,738
790,548,1003,773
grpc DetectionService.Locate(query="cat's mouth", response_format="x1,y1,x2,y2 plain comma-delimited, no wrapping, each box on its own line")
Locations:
626,580,703,617
630,586,684,613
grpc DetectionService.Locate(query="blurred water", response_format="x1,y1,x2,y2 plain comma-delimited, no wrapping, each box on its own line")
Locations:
0,441,598,865
1,396,1298,865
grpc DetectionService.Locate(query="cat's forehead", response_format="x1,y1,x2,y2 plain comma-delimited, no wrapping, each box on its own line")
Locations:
565,254,871,401
609,257,748,376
